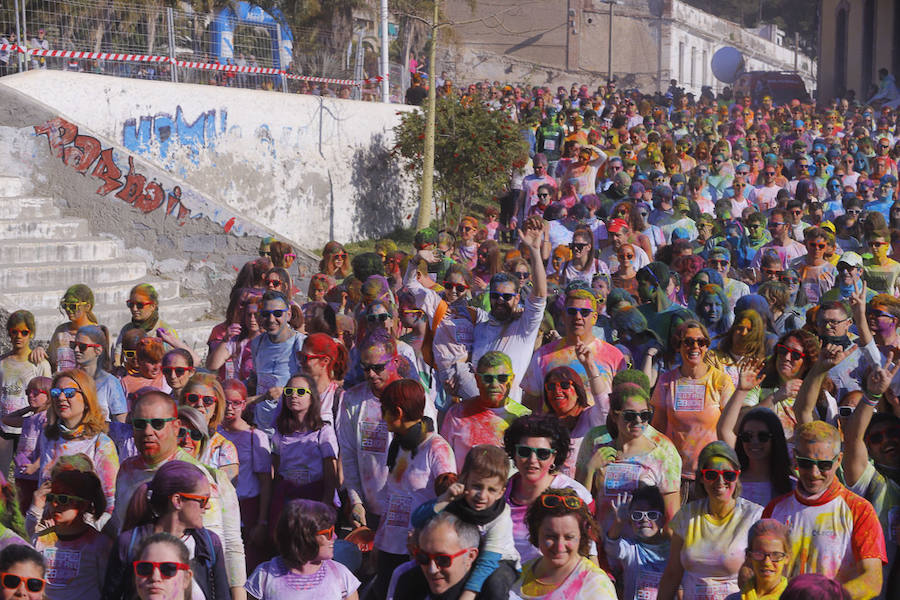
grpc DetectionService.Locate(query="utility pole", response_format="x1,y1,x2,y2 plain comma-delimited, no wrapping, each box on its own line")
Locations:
418,0,439,230
380,0,390,102
598,1,621,84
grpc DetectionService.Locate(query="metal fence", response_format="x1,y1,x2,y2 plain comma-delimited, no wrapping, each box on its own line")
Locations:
0,0,398,101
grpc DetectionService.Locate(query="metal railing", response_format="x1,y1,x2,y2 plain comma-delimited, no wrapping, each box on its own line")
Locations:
0,0,399,101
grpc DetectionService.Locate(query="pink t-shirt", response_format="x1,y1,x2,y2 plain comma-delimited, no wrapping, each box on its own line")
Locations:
440,399,531,471
273,425,338,486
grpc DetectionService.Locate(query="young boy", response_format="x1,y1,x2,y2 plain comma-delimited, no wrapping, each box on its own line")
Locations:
604,485,671,600
411,444,519,600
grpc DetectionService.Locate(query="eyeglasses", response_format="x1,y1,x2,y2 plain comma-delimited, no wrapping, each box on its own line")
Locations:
60,301,87,312
565,307,594,318
442,282,469,293
177,492,210,508
8,328,30,338
361,362,388,374
796,455,839,471
69,341,102,352
868,309,896,321
866,428,900,445
838,406,855,418
765,171,776,176
178,427,204,442
767,221,785,229
266,278,283,288
316,525,335,538
133,561,190,580
846,209,863,215
331,253,348,260
570,243,589,252
762,268,781,276
366,313,391,324
870,241,890,247
49,387,80,400
776,344,806,361
126,300,153,309
621,253,635,260
490,292,516,303
630,510,661,522
0,573,45,593
515,445,556,461
700,468,740,482
540,494,584,509
413,547,473,569
514,272,530,281
299,352,328,363
619,409,653,423
283,387,311,397
819,317,850,329
537,192,549,198
807,242,826,249
185,393,216,407
710,259,729,267
132,417,176,431
739,431,773,443
681,337,709,348
162,366,193,377
478,373,510,384
747,550,788,562
123,349,137,359
546,380,573,391
46,493,87,505
259,309,286,319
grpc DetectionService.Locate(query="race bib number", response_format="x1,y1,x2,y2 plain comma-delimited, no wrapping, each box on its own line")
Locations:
694,582,731,600
360,420,389,454
604,462,642,495
674,382,705,411
544,139,556,151
283,468,310,484
635,569,663,600
44,548,81,584
56,347,76,371
385,494,412,528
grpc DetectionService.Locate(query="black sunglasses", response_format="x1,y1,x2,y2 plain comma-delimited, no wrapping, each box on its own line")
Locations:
259,309,286,319
132,417,176,431
366,313,390,324
0,573,45,593
620,409,653,423
490,292,516,302
739,431,773,443
478,373,510,384
361,362,388,374
565,307,593,317
795,455,838,471
178,427,204,442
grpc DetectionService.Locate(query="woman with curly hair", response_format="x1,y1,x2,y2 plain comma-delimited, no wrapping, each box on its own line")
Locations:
512,488,616,599
503,414,595,564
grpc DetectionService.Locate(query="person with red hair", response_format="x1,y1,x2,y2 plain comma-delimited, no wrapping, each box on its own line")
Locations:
298,333,348,424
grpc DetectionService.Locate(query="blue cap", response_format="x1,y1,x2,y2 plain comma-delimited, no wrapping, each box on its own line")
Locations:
794,119,805,128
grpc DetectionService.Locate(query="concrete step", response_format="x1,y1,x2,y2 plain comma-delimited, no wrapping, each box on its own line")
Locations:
30,298,214,345
1,278,182,312
176,319,221,356
0,218,89,239
0,177,27,198
0,258,148,289
0,197,62,219
0,237,122,263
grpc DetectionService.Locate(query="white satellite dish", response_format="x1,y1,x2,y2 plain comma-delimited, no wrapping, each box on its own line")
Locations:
711,47,745,84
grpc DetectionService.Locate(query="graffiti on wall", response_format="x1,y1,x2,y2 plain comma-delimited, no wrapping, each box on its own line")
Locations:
122,106,228,163
34,116,196,222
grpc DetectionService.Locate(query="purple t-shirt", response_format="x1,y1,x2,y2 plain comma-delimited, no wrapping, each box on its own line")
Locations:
272,425,338,486
14,411,47,480
219,427,272,499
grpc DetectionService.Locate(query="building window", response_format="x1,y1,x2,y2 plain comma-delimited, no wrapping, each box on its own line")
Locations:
679,42,684,83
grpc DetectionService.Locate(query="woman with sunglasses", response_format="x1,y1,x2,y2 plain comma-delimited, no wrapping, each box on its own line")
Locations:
512,488,616,599
372,379,456,600
68,325,125,423
270,374,337,528
175,405,210,462
132,533,195,600
37,370,117,527
0,545,45,600
863,228,900,295
580,381,682,529
318,242,351,281
246,499,359,600
657,441,763,600
503,415,595,565
182,373,239,482
106,461,228,600
115,284,182,365
651,321,735,500
558,226,607,287
29,454,110,600
0,311,51,477
298,334,348,424
45,284,100,373
454,216,480,270
541,366,605,478
207,288,263,383
161,349,194,403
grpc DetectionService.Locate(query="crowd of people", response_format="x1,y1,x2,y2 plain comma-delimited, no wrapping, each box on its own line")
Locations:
0,72,897,600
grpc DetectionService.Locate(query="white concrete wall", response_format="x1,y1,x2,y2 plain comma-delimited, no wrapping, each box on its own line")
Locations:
0,71,417,249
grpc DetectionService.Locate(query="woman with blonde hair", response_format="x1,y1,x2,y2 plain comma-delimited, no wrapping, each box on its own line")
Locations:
182,373,239,481
36,370,118,525
45,284,101,372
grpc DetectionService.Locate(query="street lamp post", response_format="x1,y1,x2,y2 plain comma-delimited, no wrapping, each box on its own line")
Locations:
597,0,622,85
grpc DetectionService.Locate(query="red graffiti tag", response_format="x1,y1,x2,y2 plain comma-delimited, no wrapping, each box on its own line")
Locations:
223,217,236,233
64,135,102,173
91,148,122,195
33,117,77,159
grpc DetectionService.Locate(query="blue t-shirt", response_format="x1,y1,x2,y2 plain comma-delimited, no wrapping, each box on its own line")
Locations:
251,332,305,436
604,536,670,600
96,370,127,419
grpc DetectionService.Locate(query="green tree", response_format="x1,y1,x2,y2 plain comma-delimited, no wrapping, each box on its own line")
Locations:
393,96,528,228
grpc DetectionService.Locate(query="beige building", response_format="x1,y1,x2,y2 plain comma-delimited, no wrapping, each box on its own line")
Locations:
441,0,815,96
818,0,900,101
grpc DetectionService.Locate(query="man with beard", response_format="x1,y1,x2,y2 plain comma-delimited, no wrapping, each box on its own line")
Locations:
521,286,625,415
471,217,547,403
843,358,900,599
440,351,530,470
763,421,886,599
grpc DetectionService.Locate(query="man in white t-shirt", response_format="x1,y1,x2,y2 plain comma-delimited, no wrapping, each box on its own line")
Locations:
748,164,783,211
750,208,807,271
515,154,557,228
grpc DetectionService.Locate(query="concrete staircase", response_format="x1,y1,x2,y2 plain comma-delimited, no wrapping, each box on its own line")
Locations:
0,175,217,353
